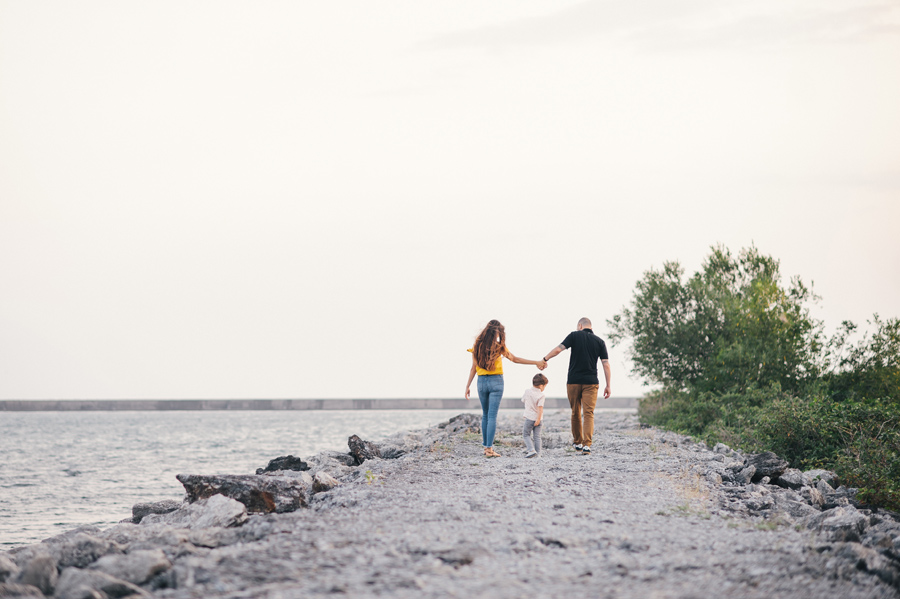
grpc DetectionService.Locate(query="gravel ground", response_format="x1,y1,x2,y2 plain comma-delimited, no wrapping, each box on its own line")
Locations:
5,409,898,599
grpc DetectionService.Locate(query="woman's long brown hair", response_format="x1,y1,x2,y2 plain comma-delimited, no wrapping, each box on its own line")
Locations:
473,320,506,371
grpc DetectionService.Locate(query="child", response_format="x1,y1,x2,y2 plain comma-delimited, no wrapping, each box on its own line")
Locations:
522,373,548,458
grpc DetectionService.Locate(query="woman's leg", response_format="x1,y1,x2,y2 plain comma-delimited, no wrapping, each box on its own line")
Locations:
477,376,490,448
484,376,504,448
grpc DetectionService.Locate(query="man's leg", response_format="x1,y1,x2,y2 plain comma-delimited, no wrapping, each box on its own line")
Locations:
567,384,584,446
581,384,600,447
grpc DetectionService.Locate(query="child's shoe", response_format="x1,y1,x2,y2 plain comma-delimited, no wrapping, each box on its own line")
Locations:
525,451,538,458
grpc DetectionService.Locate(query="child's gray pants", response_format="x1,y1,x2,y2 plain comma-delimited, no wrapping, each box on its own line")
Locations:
523,419,542,454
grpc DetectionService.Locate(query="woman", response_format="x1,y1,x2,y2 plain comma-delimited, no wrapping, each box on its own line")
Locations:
465,319,546,457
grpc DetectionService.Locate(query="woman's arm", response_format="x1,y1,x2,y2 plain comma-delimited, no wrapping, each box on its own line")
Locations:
465,356,477,400
504,349,547,369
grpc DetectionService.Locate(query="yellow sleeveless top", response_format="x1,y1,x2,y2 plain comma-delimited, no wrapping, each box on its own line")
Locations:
467,347,505,375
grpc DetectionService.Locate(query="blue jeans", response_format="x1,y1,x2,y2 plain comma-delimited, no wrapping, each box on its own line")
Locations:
477,375,504,447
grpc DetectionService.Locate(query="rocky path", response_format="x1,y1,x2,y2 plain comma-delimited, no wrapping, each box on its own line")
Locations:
3,410,899,599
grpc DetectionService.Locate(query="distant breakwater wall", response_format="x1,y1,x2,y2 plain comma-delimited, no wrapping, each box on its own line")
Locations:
0,397,638,411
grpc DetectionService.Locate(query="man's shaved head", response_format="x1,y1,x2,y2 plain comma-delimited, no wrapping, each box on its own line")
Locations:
578,317,592,329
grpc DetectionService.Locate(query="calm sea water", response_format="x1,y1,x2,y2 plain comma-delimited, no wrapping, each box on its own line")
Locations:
0,409,485,549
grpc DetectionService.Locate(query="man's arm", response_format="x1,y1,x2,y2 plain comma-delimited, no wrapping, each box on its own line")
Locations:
601,359,611,399
542,344,566,363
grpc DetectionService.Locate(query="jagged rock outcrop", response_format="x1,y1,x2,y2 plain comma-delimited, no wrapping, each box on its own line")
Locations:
774,468,808,490
176,474,309,513
348,435,381,465
312,472,341,494
745,451,789,482
52,534,124,569
142,494,249,528
87,549,171,585
805,506,869,542
255,455,309,475
131,499,182,524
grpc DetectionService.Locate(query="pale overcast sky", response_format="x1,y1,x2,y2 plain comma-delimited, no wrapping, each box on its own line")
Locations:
1,0,898,400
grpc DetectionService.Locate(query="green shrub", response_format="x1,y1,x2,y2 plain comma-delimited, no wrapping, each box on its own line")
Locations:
642,389,900,510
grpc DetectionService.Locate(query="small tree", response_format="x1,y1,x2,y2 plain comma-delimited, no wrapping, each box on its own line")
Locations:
607,246,823,395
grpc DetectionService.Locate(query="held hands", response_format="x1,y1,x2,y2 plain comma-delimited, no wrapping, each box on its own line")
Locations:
536,359,547,370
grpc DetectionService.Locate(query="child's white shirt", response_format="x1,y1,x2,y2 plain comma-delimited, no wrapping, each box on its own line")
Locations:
521,387,545,421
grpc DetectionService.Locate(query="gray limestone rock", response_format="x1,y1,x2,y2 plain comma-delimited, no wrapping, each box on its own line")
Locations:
801,486,825,508
805,469,838,486
0,582,43,597
312,471,341,494
95,523,191,553
131,499,182,524
303,453,354,480
744,495,775,511
52,534,124,569
831,542,899,587
15,553,57,595
54,567,148,599
823,486,860,510
348,435,381,465
0,554,20,582
437,413,480,434
774,468,809,491
774,495,819,520
142,494,248,529
378,445,407,460
176,473,309,513
713,442,732,455
320,451,357,467
736,465,756,485
745,451,789,482
88,549,171,585
806,506,869,543
255,455,309,475
817,479,835,495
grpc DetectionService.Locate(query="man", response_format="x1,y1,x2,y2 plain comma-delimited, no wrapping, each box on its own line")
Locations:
542,317,611,455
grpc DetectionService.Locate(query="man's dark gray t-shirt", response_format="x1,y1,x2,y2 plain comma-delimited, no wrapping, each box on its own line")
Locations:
561,328,609,385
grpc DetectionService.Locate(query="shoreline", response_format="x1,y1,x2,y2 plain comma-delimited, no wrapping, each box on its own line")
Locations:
2,410,898,598
0,398,639,411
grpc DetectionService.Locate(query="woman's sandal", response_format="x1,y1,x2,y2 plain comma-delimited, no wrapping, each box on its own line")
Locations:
485,448,501,458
